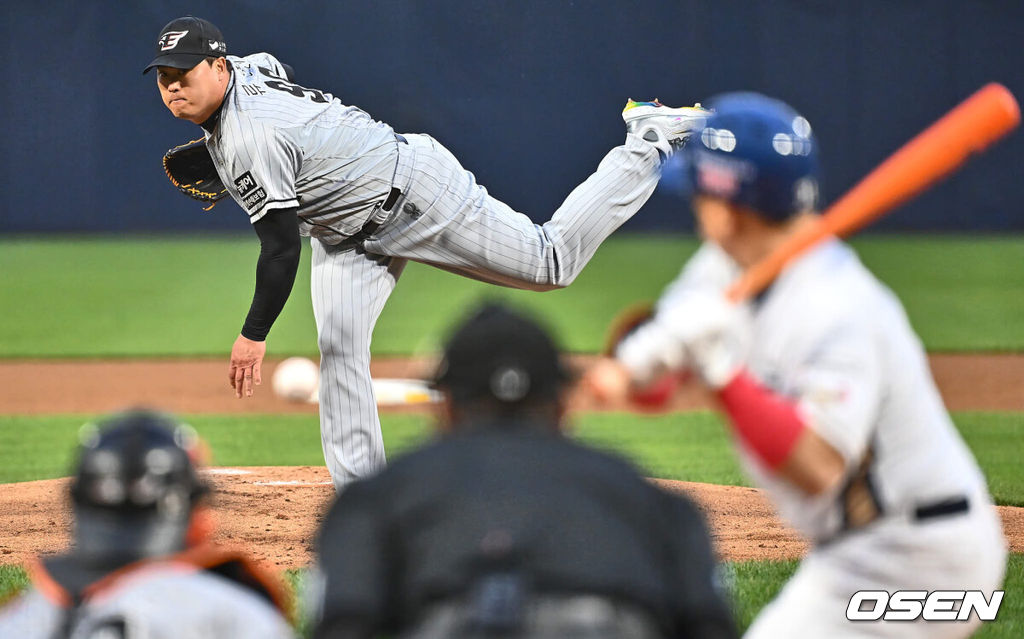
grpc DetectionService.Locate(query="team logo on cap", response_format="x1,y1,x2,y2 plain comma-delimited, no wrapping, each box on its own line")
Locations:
159,30,189,51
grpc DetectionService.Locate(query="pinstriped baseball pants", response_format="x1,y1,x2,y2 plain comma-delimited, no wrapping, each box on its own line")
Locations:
312,133,661,488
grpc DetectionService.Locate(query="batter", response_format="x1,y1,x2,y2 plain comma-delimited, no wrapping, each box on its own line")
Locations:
594,92,1007,638
143,16,709,488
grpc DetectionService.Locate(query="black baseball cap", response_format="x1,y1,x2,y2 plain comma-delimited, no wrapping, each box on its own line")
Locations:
433,303,572,405
142,16,228,75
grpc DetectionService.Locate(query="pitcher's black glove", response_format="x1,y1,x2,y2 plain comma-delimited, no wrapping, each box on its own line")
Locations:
163,138,228,210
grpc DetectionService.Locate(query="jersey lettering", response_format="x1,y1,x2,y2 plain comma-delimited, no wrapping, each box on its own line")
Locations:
257,66,284,80
241,84,266,97
264,79,329,104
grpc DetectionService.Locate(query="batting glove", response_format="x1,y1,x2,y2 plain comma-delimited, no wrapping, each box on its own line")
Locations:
655,291,752,389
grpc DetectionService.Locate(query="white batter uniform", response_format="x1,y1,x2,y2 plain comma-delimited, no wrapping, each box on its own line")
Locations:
0,559,293,638
205,53,662,488
618,240,1007,638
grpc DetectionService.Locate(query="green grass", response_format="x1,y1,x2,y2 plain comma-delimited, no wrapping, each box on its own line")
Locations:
0,414,432,484
987,554,1024,638
724,554,1023,637
1,411,1020,506
0,411,1021,634
853,236,1024,351
0,237,320,358
0,565,29,606
2,233,1021,632
4,556,1020,637
284,568,314,639
956,413,1024,507
1,234,1022,357
725,559,800,630
571,411,748,487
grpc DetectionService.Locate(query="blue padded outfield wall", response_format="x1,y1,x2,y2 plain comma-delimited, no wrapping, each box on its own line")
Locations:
3,1,1022,233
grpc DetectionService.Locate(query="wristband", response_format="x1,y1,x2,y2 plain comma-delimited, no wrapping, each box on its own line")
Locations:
717,369,806,470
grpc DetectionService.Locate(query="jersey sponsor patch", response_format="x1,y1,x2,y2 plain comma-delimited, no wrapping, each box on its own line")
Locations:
234,171,267,213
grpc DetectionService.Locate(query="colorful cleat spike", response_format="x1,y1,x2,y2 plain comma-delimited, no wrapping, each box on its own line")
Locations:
622,98,711,159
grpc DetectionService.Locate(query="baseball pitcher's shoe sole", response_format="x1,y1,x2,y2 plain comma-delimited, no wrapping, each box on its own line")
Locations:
623,99,711,159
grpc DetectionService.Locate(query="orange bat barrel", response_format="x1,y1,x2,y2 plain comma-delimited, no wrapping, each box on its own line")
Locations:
727,83,1020,303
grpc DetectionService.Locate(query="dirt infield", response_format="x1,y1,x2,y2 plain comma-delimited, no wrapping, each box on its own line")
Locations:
0,354,1020,570
1,353,1023,414
1,467,1021,569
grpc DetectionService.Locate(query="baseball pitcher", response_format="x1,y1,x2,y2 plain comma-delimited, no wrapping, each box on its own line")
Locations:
145,15,709,489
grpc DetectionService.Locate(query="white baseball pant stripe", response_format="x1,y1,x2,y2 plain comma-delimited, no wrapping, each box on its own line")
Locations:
313,133,661,488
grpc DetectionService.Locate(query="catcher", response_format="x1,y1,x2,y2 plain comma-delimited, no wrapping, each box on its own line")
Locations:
147,15,709,489
0,409,293,638
587,92,1007,638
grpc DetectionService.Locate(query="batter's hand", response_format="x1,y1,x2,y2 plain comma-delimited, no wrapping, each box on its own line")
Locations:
229,334,266,398
660,292,750,389
582,357,632,405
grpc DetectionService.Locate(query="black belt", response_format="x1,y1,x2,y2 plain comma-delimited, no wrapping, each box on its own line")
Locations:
339,187,401,248
824,492,971,548
378,134,409,214
340,134,408,246
384,133,409,213
914,496,969,522
381,186,402,212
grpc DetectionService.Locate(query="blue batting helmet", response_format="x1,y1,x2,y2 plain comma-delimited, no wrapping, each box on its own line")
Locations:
687,92,820,221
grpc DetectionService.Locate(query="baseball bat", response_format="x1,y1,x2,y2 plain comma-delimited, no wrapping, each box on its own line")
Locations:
306,378,440,406
372,378,442,406
726,82,1020,302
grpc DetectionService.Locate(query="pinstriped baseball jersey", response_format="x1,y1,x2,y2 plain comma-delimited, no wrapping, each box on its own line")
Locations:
310,132,661,487
197,51,666,489
206,53,399,243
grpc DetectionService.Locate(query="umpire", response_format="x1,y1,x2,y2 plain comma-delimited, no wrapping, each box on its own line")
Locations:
310,303,736,639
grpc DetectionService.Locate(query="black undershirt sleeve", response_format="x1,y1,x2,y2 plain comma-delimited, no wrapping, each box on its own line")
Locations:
241,207,301,342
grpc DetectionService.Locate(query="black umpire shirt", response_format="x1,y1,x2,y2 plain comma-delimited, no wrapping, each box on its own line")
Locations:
313,419,737,639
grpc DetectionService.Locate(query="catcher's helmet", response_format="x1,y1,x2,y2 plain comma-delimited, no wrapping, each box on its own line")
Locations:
686,92,819,221
70,409,209,562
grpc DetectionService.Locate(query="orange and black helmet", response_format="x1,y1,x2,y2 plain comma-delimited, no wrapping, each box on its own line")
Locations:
70,409,210,561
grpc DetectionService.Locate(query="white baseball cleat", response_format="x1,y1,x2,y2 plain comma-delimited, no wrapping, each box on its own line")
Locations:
622,99,711,158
